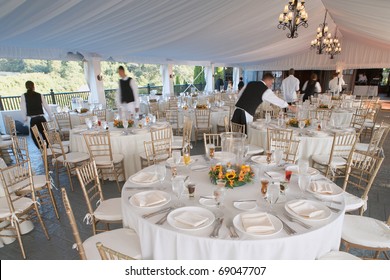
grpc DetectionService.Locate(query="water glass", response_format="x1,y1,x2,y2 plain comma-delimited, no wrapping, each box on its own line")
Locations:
172,177,185,206
85,118,93,130
298,174,311,198
298,159,309,174
274,149,283,166
155,164,166,188
172,150,181,165
265,112,271,125
266,183,280,206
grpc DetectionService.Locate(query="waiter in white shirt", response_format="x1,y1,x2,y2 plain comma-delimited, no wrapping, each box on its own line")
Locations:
329,72,345,95
20,80,52,148
116,66,140,114
281,68,300,105
231,73,296,133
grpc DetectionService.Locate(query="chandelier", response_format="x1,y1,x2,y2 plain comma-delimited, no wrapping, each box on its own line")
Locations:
277,0,308,39
325,28,341,59
310,10,331,54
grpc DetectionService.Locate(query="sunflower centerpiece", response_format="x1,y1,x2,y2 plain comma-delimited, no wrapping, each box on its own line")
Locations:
209,163,254,188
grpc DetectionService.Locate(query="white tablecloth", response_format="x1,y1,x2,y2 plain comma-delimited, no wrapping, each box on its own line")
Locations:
121,155,345,259
69,126,151,178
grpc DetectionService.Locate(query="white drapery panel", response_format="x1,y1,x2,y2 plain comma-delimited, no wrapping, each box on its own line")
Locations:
232,67,241,91
203,65,214,93
83,58,105,104
160,64,173,96
0,0,389,69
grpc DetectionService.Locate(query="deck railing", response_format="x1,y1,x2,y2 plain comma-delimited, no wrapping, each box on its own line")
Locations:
0,83,206,111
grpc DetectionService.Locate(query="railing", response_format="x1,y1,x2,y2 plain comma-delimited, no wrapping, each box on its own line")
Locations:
0,83,206,111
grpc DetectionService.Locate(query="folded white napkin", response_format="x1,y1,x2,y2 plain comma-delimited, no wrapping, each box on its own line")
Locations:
133,192,166,207
287,200,324,218
310,181,333,194
131,172,158,183
174,211,209,227
241,212,275,234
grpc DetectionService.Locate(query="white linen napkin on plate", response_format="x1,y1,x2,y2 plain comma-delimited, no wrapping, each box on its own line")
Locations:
310,181,333,194
131,172,158,183
287,200,324,218
174,211,209,227
241,212,275,234
132,192,166,207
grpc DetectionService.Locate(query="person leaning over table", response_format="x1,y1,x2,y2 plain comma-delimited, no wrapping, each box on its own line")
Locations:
329,72,345,95
116,65,140,115
231,73,297,133
302,73,322,102
20,80,52,148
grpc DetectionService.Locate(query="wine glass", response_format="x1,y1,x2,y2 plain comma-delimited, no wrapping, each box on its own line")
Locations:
101,121,108,130
214,179,226,208
266,183,280,210
274,149,283,166
92,115,98,128
122,119,129,135
155,164,166,190
172,177,185,206
298,120,306,136
265,112,271,125
85,118,93,130
172,150,181,165
298,173,311,198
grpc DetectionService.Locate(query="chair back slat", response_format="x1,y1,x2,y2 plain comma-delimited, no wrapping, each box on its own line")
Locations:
83,132,113,163
96,242,135,260
203,133,222,153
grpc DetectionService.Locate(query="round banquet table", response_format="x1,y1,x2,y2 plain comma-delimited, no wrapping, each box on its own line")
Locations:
247,119,355,162
121,155,345,260
69,125,151,178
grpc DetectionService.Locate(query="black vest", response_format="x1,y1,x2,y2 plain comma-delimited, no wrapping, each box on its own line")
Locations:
24,91,44,116
235,81,267,116
120,77,134,103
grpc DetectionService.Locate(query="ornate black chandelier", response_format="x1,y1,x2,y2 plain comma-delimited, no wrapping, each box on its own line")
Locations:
325,28,341,59
277,0,308,39
310,10,331,54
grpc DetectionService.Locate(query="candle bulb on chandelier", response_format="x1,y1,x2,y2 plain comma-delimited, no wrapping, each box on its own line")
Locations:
284,5,288,13
279,13,284,22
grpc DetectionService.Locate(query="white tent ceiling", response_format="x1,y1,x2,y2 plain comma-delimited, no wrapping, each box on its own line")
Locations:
0,0,389,69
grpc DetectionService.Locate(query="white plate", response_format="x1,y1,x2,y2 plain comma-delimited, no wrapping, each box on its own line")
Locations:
213,151,235,164
251,155,275,165
285,165,319,176
233,212,283,237
285,199,332,221
128,171,159,185
167,206,215,231
233,201,257,211
166,157,194,166
307,180,344,199
199,197,217,207
129,190,171,209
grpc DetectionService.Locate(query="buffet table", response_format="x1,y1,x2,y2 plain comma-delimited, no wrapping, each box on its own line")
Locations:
121,155,345,259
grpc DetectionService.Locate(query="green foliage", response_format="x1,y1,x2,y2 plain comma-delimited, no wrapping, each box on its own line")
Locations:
214,67,224,79
175,75,181,85
193,66,206,85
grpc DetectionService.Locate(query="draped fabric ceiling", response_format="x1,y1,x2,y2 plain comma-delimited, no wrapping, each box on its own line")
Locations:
0,0,389,70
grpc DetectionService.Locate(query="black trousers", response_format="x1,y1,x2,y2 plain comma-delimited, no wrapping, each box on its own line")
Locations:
30,116,47,148
231,108,247,134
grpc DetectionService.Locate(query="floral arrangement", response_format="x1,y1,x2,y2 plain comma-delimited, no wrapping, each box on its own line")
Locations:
331,96,341,100
286,118,311,127
74,108,89,113
196,104,208,109
113,119,134,128
318,104,331,109
209,163,254,188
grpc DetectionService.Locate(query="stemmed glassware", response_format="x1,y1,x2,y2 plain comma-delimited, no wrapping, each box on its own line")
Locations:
122,118,129,135
265,183,280,210
172,176,185,206
265,112,271,126
85,118,93,130
155,164,166,190
298,173,311,199
298,120,306,136
274,149,283,166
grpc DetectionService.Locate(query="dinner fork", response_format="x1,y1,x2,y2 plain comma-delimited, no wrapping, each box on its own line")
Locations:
210,217,224,238
282,213,312,229
155,208,175,225
228,224,239,239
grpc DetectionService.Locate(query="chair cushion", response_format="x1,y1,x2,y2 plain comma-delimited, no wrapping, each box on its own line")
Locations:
342,215,390,249
83,228,142,260
139,152,169,162
1,135,11,141
93,197,122,221
0,197,34,219
0,140,12,149
95,154,124,166
312,154,347,166
317,251,361,260
343,192,365,212
363,120,374,128
57,152,90,163
12,175,47,195
355,143,377,152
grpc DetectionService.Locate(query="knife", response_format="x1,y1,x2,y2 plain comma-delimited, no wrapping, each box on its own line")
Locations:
142,207,172,219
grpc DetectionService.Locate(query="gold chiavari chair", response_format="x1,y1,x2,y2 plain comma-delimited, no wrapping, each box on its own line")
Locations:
230,121,245,134
54,112,72,140
0,160,50,259
312,131,358,180
168,97,178,109
342,150,384,215
216,115,228,133
44,129,90,191
316,109,332,121
350,108,368,135
267,128,293,153
4,115,16,137
93,109,106,121
96,242,135,260
285,139,300,164
148,100,159,116
341,215,389,260
83,131,125,192
194,108,211,144
0,116,15,164
42,120,57,132
61,188,141,260
166,109,182,135
362,103,381,139
355,122,389,155
11,137,60,219
142,138,172,167
75,160,122,235
78,114,93,126
172,117,192,150
203,133,222,154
